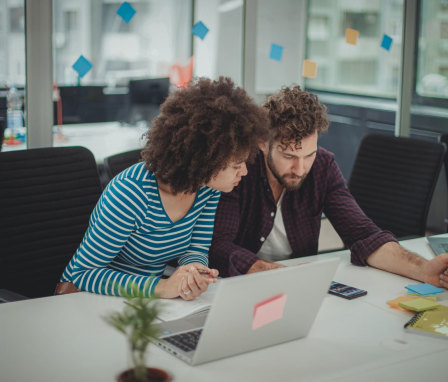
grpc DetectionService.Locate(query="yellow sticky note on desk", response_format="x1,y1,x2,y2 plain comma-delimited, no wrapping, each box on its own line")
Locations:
302,60,317,78
387,296,419,312
345,28,359,45
388,295,438,312
399,298,440,312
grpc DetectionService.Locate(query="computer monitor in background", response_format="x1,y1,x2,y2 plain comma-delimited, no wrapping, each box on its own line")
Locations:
56,85,129,125
127,77,170,126
57,86,106,124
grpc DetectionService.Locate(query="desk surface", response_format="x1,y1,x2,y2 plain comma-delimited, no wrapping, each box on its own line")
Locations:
2,235,448,382
2,122,147,164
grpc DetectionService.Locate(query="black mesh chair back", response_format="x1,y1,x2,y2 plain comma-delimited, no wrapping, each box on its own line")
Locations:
440,134,448,231
348,134,446,239
103,149,142,180
440,134,448,187
0,146,103,298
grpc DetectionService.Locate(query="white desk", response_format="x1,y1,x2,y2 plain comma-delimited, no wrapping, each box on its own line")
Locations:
2,122,147,164
2,236,448,382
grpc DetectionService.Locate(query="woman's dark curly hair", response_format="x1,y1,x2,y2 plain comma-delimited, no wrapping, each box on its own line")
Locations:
263,86,329,149
141,77,269,194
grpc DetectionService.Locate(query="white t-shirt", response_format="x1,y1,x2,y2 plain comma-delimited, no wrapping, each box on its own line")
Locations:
257,190,293,262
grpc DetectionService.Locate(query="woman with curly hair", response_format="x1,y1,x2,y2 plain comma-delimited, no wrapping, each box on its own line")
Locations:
57,77,268,300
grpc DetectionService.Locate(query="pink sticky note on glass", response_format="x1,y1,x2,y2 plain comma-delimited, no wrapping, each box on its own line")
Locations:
252,294,287,330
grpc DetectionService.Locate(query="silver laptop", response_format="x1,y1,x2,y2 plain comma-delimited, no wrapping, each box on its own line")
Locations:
427,236,448,256
156,257,339,365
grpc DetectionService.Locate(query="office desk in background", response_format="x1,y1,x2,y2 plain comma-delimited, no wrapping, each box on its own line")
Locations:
2,122,148,164
1,235,448,382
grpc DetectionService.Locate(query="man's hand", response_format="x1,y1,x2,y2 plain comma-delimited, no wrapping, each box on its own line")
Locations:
423,254,448,288
154,263,218,300
247,259,284,274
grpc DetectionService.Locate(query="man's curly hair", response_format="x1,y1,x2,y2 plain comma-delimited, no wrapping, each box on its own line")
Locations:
141,77,269,194
263,86,329,148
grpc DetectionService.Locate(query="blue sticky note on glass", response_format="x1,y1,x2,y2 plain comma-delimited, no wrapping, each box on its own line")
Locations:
116,1,136,24
192,21,209,40
269,43,284,61
72,55,93,78
405,283,444,296
381,34,393,51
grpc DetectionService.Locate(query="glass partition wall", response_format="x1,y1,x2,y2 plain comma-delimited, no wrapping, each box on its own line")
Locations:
305,0,403,98
416,0,448,101
2,0,448,154
50,0,192,163
0,0,26,151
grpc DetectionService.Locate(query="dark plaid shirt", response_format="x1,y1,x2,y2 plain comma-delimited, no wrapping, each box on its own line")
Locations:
209,148,397,277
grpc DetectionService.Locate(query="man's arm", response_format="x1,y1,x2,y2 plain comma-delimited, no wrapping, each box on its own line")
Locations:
321,156,448,285
367,241,448,288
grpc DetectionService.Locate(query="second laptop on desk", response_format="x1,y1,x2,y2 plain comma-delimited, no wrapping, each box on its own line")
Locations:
427,235,448,256
156,258,339,365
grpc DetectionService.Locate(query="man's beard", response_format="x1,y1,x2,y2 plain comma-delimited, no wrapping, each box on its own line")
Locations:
266,148,308,191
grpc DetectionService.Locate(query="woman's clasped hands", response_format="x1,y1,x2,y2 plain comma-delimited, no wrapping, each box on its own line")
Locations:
154,263,219,300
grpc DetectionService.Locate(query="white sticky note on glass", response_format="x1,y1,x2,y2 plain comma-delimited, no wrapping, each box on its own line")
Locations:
252,294,287,330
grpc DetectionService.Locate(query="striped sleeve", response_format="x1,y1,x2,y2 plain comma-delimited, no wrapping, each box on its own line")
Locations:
177,189,221,266
63,177,159,297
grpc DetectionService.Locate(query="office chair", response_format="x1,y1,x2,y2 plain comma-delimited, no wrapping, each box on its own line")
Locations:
0,146,103,299
0,118,4,151
103,148,142,181
0,95,6,151
440,134,448,231
348,134,446,239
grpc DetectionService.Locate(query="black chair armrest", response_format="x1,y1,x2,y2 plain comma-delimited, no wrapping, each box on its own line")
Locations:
0,288,29,303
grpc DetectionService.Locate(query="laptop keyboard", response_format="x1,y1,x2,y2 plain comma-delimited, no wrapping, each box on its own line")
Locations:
164,329,203,352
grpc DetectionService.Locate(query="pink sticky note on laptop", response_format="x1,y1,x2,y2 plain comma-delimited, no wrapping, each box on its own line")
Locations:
252,294,287,330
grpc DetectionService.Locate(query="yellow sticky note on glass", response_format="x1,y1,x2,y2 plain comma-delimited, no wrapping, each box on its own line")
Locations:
302,60,317,78
399,298,440,312
252,294,287,330
345,28,359,45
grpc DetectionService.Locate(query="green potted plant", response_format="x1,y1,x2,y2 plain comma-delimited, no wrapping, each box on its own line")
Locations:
104,283,171,382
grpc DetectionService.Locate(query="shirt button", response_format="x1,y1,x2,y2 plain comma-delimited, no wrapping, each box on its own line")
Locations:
270,212,275,217
260,237,265,242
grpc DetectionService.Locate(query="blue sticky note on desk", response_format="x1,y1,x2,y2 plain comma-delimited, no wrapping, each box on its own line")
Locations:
72,55,93,78
405,283,444,296
269,43,284,61
116,2,136,24
380,34,393,51
192,21,209,40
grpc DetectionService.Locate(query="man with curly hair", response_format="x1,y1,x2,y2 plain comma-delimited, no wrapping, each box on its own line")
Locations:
57,77,269,299
209,86,448,288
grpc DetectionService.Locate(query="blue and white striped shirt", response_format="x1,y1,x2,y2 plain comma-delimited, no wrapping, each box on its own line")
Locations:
61,162,221,296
